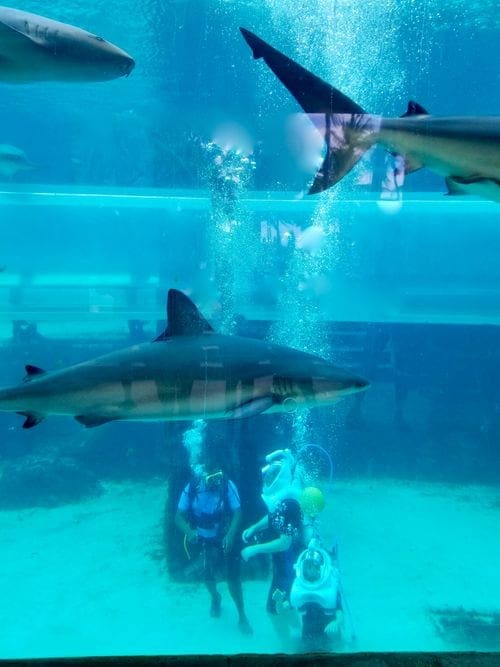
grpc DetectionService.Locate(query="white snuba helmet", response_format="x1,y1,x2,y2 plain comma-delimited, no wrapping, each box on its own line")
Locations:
261,448,301,512
290,540,340,612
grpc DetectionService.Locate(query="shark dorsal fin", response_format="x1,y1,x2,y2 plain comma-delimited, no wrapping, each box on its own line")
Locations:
402,100,429,117
23,364,46,381
155,289,214,341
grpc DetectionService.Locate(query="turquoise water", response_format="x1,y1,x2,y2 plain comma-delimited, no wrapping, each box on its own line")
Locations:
0,0,499,659
1,188,498,329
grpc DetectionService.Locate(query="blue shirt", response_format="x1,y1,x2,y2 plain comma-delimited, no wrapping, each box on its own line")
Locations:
178,477,240,539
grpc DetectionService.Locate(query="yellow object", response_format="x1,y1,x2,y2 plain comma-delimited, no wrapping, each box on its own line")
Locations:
300,486,326,515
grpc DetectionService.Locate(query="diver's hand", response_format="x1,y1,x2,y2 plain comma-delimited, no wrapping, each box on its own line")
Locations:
325,612,343,637
241,544,258,562
271,589,290,614
242,526,254,544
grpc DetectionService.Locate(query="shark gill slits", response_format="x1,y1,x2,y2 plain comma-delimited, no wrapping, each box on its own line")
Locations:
274,375,294,397
155,379,174,404
121,379,133,406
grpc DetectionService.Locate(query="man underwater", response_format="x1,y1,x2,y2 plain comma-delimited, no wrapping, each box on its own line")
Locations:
175,461,252,635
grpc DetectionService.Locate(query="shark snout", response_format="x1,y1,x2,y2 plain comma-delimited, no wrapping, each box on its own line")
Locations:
352,375,370,391
90,38,135,80
341,374,370,395
313,371,369,400
121,56,135,77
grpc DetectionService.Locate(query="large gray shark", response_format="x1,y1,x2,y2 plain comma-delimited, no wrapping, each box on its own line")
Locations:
0,289,368,428
240,28,500,202
0,6,134,82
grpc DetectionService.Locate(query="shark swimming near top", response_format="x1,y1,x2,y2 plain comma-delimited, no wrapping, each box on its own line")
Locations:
240,28,500,202
0,289,369,428
0,6,135,82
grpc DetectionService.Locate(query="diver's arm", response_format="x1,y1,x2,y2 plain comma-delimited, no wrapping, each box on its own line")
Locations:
241,533,292,561
242,515,268,542
174,509,197,542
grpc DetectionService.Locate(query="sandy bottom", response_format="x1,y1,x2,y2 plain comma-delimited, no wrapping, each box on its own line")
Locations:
0,478,499,658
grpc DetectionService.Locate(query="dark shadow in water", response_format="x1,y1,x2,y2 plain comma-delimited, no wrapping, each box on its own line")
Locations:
429,607,500,650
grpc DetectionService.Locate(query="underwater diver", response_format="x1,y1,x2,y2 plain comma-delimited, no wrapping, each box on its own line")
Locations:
272,485,347,651
241,449,305,614
175,462,253,635
288,539,345,651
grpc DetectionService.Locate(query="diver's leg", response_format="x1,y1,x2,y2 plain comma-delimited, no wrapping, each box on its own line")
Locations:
266,561,297,648
226,549,252,634
266,554,285,614
269,547,296,610
203,541,221,617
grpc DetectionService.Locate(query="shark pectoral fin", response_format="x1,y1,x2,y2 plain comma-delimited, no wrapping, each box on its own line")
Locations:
23,364,46,382
402,154,423,174
17,412,44,429
226,396,274,419
445,177,467,196
445,175,500,201
75,415,114,428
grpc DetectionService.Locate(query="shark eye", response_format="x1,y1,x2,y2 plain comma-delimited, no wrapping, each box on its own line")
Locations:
92,34,105,42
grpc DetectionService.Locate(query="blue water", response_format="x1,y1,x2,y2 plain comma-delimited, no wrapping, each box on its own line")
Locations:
0,0,499,658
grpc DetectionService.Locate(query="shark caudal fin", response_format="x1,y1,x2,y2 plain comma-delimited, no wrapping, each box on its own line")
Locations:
155,289,214,341
239,28,364,114
239,30,437,195
240,28,374,194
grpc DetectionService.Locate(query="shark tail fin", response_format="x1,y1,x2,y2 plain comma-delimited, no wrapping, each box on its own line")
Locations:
240,28,373,194
308,113,378,194
240,27,365,115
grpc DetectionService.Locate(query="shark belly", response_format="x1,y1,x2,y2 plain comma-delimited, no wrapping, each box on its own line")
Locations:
0,375,265,423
